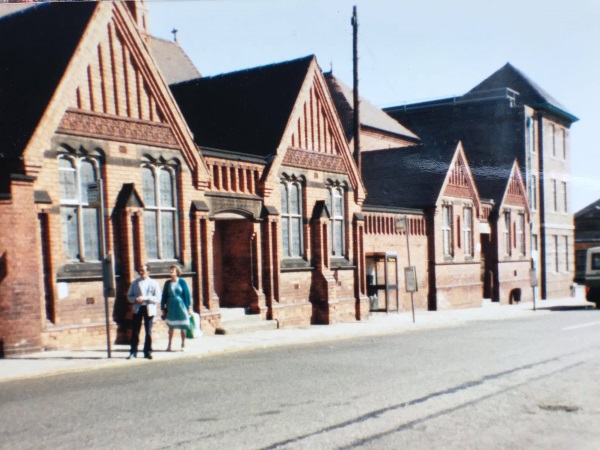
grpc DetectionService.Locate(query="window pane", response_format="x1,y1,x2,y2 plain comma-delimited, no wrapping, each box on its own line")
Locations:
325,189,332,217
291,217,301,256
290,183,300,215
334,190,343,217
59,159,77,201
161,211,176,259
334,220,343,255
281,183,288,214
159,169,174,207
144,210,158,260
61,207,79,260
79,160,96,204
142,167,156,207
82,207,100,261
282,217,289,256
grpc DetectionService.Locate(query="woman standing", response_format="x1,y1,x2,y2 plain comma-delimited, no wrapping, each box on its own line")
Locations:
161,265,192,351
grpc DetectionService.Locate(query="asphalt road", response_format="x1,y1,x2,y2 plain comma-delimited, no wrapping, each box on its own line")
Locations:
2,308,600,449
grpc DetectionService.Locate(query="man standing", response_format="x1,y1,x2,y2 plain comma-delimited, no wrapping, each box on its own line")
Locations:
127,264,161,360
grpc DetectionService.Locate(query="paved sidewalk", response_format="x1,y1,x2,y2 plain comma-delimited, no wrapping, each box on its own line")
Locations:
1,293,595,383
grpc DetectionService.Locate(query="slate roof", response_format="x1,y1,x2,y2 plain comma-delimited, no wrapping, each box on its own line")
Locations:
575,198,600,220
148,36,201,85
170,55,314,157
0,2,97,188
324,73,419,142
361,142,459,210
467,63,577,122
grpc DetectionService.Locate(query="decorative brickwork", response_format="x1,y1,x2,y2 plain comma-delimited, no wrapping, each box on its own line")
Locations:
283,148,346,173
57,109,178,148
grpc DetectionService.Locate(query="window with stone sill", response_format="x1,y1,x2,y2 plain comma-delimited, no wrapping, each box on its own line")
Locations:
58,155,101,262
442,204,453,257
326,184,346,258
142,163,179,261
503,211,511,257
463,207,473,257
281,178,303,258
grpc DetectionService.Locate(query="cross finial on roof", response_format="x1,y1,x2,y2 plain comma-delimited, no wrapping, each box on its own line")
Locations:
171,28,178,42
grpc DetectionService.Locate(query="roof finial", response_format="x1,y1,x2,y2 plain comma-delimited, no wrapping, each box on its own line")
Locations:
330,61,333,73
171,28,178,42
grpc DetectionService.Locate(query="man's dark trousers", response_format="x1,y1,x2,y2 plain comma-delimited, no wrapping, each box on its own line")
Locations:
130,305,153,357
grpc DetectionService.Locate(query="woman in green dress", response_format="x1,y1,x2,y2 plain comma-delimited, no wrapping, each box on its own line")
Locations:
161,265,192,351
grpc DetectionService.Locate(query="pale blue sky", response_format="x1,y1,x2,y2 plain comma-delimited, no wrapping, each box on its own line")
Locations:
148,0,600,212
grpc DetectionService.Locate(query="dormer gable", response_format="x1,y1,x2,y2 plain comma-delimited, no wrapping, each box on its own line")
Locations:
501,160,530,214
439,142,481,212
21,2,209,188
278,58,365,203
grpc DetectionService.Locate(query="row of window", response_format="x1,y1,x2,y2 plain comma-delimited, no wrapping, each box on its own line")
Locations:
441,205,473,258
59,156,349,264
281,180,346,259
526,118,568,161
59,155,177,263
553,235,570,273
503,211,526,257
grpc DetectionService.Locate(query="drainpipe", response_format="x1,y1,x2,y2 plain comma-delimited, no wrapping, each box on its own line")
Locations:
537,113,547,299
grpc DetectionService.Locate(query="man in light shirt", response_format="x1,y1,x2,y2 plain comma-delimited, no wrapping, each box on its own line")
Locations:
127,264,161,360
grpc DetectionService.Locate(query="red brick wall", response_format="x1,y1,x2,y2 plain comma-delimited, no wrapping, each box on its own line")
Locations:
0,178,44,356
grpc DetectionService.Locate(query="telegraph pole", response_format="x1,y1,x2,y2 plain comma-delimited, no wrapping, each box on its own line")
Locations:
352,6,360,170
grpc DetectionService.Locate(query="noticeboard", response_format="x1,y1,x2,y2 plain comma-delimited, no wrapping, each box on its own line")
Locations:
405,266,418,293
102,254,116,297
529,268,538,287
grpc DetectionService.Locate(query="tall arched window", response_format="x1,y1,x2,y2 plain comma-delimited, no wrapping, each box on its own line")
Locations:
326,185,345,257
142,164,178,260
281,179,303,258
59,156,101,262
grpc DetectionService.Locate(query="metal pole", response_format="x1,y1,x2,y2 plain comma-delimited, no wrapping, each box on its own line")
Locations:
405,215,415,323
352,5,360,170
99,179,112,358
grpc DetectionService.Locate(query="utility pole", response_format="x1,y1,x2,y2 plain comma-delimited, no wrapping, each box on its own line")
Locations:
352,6,360,170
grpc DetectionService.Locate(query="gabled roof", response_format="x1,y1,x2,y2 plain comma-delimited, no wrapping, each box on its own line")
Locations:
148,36,202,85
0,2,97,182
324,72,419,142
467,63,578,122
170,55,314,157
361,141,459,210
469,159,515,206
575,198,600,219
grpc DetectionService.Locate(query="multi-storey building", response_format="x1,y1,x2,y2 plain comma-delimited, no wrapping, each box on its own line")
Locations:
386,64,578,299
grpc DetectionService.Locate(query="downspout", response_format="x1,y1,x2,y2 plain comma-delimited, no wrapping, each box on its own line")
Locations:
537,113,547,299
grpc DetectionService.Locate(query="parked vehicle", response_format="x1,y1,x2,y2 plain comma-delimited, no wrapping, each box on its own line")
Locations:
583,246,600,305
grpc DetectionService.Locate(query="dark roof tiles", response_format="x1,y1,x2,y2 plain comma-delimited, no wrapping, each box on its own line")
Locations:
170,55,314,156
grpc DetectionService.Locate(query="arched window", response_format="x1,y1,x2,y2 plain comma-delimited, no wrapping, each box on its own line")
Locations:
59,156,101,262
281,179,303,258
142,164,178,260
326,185,345,257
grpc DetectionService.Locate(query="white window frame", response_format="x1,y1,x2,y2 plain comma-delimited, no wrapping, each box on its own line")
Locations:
58,155,102,262
503,211,511,257
463,207,473,257
281,179,303,258
517,213,525,256
142,163,179,261
442,205,453,257
327,185,346,258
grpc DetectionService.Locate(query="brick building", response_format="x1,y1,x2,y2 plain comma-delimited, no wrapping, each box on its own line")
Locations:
0,1,214,355
0,1,370,355
386,63,578,299
361,142,483,310
574,199,600,281
169,56,369,327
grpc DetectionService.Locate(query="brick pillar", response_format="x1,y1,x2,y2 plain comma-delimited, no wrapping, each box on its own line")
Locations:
310,202,337,324
353,214,369,320
0,176,44,356
202,218,220,311
250,222,267,315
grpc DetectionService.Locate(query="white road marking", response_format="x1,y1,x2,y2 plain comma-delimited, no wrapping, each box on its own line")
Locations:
562,321,600,331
